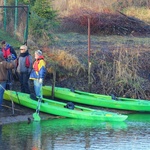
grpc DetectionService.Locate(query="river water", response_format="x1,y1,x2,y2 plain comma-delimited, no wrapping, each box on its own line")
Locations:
0,113,150,150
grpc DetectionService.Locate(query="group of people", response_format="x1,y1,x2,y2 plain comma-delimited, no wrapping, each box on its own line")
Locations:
0,41,46,111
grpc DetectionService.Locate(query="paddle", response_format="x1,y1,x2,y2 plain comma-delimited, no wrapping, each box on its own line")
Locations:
0,83,15,114
33,97,42,121
33,80,44,121
7,68,15,114
9,83,15,114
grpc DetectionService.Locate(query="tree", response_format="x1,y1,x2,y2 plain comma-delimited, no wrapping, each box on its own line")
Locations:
33,0,57,20
20,0,59,45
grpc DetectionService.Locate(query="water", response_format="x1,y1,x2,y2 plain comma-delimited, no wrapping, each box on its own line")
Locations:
0,113,150,150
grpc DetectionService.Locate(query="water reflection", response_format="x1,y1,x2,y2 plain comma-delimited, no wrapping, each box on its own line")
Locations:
32,122,42,150
127,113,150,122
0,116,150,150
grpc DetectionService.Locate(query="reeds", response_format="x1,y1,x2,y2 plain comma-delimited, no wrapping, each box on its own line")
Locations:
90,45,150,99
41,32,150,99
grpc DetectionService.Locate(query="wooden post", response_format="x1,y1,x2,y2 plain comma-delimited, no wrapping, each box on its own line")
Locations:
88,17,92,92
51,65,56,99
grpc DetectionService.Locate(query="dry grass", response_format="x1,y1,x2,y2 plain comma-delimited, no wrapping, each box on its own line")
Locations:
124,6,150,24
58,7,150,37
89,46,150,99
42,47,85,79
52,0,150,25
42,33,150,100
52,0,116,16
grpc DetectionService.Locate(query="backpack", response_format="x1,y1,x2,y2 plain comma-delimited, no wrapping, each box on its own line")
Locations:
64,102,75,110
25,55,30,68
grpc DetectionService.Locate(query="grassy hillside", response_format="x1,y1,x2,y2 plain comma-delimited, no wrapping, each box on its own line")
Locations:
1,0,150,100
0,30,21,49
47,32,150,100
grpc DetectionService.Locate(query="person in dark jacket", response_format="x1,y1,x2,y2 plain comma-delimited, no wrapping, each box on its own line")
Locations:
1,41,17,61
0,51,16,111
17,45,33,94
30,50,46,98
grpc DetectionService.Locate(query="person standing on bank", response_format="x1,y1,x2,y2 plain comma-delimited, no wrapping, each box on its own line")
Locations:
0,51,16,111
1,41,17,89
17,45,33,94
1,41,17,61
30,50,46,98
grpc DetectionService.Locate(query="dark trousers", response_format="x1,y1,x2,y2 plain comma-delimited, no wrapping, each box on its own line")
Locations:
6,69,14,90
0,81,6,109
18,72,30,94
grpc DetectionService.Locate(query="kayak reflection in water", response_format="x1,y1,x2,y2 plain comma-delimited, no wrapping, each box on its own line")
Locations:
32,122,41,150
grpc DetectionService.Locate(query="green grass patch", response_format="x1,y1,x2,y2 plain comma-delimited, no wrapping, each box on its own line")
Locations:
0,30,21,49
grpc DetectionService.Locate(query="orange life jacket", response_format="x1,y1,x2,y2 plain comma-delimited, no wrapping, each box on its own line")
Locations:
33,56,44,72
2,48,11,59
33,60,40,72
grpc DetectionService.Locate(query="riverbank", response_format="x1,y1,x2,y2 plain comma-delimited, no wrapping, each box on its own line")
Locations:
1,33,150,125
0,92,132,125
0,100,60,125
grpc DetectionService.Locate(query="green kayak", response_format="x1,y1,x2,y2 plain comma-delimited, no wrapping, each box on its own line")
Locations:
3,90,127,121
42,86,150,112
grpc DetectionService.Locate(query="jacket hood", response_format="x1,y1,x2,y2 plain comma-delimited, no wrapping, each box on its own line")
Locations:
4,43,11,50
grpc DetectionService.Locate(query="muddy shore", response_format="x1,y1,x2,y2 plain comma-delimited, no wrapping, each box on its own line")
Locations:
0,100,60,125
0,80,59,125
0,92,131,125
0,73,132,125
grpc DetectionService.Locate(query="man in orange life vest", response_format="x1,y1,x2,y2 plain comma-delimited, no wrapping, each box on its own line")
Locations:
1,41,17,61
17,45,33,94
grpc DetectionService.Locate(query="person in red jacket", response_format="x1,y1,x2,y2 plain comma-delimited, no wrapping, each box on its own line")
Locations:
1,41,17,61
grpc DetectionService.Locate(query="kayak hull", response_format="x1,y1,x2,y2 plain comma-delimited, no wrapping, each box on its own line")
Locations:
3,90,127,121
42,86,150,112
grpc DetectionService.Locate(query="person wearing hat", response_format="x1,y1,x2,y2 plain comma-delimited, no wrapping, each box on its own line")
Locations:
30,50,46,99
0,51,16,111
17,45,33,94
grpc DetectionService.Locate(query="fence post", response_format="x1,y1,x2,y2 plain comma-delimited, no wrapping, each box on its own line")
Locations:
24,5,29,44
88,17,92,92
3,0,7,31
14,0,18,38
